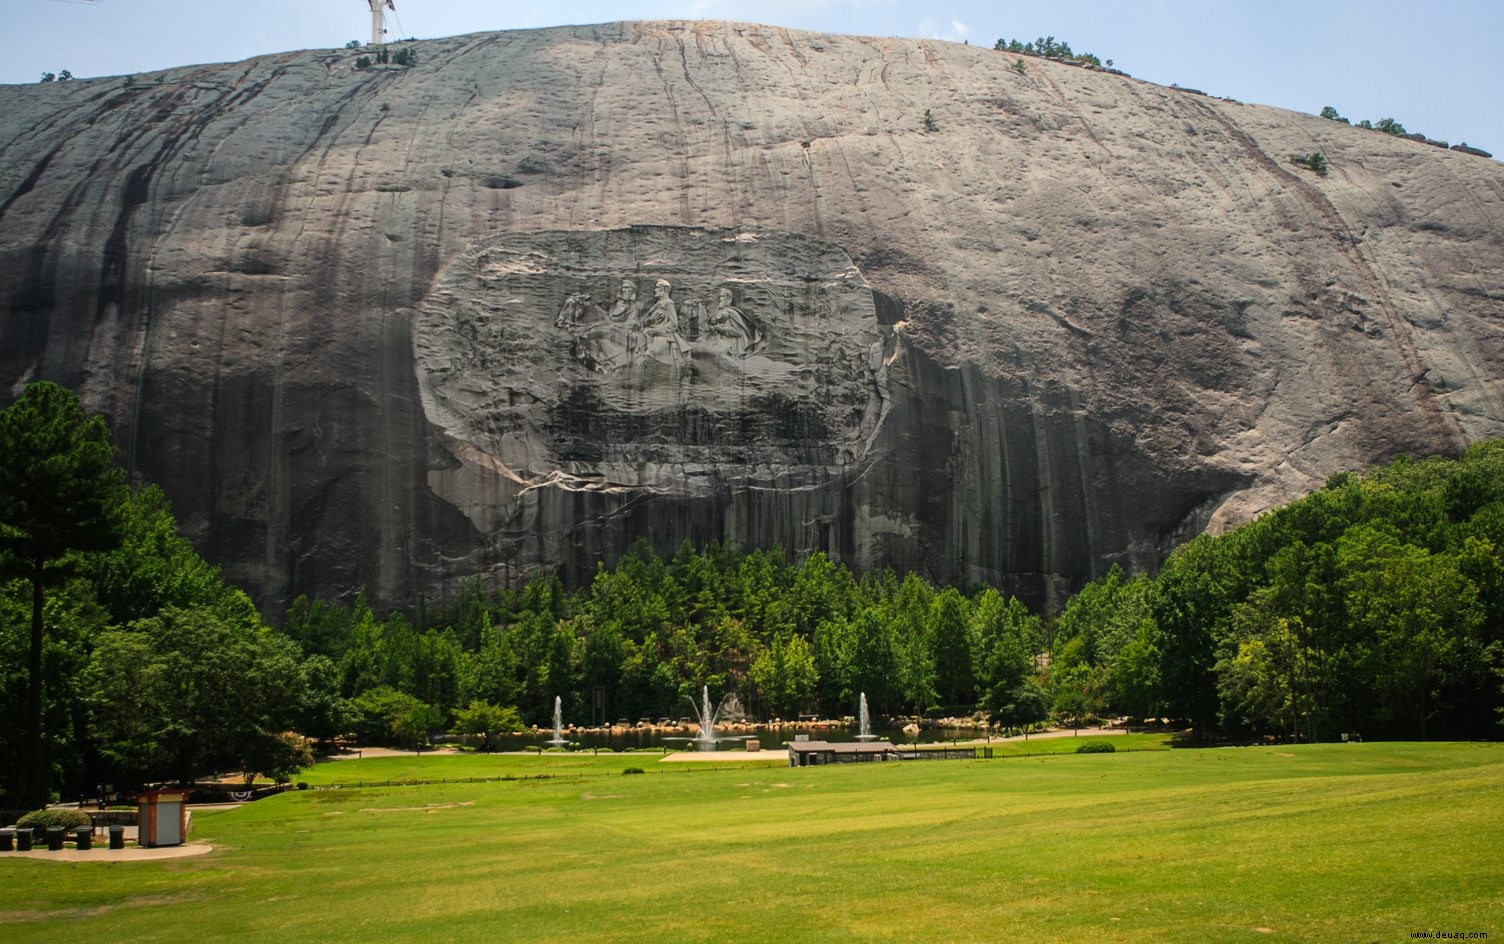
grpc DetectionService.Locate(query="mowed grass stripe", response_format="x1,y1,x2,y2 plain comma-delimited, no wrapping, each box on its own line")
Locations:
1,743,1499,943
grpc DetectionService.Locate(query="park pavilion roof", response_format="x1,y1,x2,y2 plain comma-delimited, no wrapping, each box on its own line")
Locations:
787,740,897,757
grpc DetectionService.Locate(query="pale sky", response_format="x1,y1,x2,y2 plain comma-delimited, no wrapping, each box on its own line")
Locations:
4,1,1501,154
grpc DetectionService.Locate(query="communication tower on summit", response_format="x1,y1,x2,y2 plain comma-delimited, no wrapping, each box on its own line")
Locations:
366,0,395,46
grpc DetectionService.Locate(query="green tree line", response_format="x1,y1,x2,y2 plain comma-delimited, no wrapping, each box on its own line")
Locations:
283,543,1046,735
4,381,1500,808
1047,443,1504,740
279,445,1504,744
992,36,1110,69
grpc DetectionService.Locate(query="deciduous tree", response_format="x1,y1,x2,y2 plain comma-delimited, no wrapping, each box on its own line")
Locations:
449,699,523,750
85,603,304,784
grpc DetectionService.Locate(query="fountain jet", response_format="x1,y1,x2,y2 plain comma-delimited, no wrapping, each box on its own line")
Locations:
545,696,569,747
684,686,750,751
855,692,879,741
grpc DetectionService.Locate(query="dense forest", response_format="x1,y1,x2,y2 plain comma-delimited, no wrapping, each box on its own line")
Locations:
1050,446,1504,741
286,430,1504,743
2,382,1501,808
283,542,1045,732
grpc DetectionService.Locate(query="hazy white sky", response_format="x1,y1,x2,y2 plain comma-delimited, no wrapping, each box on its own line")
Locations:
5,1,1502,153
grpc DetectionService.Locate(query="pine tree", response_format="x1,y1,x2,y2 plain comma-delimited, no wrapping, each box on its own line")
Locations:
0,382,128,806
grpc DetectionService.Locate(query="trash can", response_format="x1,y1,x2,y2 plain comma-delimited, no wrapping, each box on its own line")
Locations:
46,826,65,851
108,825,125,850
74,826,92,850
0,827,13,852
15,827,33,851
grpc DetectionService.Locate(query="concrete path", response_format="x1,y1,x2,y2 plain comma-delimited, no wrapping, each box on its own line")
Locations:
2,843,213,863
948,725,1130,746
659,750,787,763
321,746,462,761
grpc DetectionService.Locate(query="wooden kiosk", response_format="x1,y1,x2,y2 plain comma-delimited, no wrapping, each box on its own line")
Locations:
135,789,190,847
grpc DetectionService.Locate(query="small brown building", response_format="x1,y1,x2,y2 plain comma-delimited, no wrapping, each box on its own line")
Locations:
135,789,190,847
787,740,896,766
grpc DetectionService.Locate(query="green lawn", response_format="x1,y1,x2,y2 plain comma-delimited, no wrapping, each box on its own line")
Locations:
286,732,1175,786
2,742,1500,942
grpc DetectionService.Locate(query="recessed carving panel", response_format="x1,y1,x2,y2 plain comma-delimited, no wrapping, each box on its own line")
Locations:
413,227,891,499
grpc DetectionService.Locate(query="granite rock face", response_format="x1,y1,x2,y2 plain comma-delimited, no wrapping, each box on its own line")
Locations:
1,21,1501,612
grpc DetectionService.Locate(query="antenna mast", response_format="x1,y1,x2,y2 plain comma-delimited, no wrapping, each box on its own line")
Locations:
367,0,395,46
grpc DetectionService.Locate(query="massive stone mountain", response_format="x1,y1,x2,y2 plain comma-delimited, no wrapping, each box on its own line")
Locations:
2,21,1502,614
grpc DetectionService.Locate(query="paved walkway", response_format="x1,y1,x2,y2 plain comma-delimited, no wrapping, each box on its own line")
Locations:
659,727,1130,759
313,728,1134,765
2,843,214,863
947,725,1130,746
659,750,787,763
321,746,463,761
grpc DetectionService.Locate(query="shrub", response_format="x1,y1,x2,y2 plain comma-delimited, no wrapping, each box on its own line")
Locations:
922,109,938,132
296,782,309,790
1075,740,1116,754
1291,152,1329,176
17,809,93,830
623,767,645,775
1011,58,1026,75
355,56,371,71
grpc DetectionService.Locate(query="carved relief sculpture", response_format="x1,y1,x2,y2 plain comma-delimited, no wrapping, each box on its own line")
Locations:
701,285,762,357
412,227,893,523
639,279,688,366
564,278,643,372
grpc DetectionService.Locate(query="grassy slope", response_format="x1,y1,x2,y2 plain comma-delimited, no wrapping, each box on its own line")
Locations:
1,743,1500,943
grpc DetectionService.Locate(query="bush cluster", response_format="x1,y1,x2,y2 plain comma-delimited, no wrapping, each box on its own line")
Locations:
353,47,416,72
1291,152,1329,176
16,809,93,830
